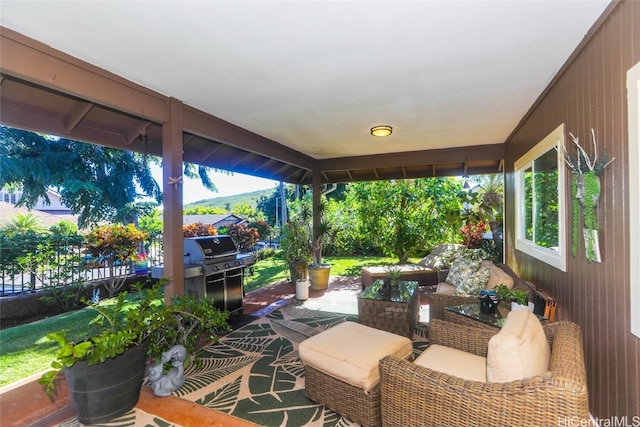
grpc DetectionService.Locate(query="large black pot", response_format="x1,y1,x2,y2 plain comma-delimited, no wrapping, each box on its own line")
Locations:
64,343,148,424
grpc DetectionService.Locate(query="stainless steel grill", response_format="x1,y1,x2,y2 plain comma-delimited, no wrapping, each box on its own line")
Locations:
152,235,256,314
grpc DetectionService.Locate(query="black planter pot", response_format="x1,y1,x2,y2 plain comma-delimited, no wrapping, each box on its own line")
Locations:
64,343,148,424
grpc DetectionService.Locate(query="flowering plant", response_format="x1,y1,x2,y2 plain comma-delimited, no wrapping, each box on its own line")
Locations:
460,221,486,249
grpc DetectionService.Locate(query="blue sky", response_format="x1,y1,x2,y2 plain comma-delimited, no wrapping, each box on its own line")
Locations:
150,164,279,204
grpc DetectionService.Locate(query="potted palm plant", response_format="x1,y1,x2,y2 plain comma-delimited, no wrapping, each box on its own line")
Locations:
39,281,230,424
280,215,312,283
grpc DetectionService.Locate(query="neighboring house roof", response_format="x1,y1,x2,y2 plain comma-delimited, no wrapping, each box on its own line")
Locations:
0,187,73,214
0,201,79,228
172,213,247,229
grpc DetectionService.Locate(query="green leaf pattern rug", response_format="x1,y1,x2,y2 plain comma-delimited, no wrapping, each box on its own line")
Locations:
171,301,429,427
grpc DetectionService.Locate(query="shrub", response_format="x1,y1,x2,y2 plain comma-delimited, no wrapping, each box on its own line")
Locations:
182,222,217,237
228,223,259,252
85,224,146,297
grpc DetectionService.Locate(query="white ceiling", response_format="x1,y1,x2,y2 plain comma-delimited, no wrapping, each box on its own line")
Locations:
0,0,611,160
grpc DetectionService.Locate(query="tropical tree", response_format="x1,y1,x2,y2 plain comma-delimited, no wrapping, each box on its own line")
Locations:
232,204,262,222
183,206,227,215
470,174,504,241
256,186,292,228
347,178,463,263
0,126,221,228
1,213,46,236
139,209,163,239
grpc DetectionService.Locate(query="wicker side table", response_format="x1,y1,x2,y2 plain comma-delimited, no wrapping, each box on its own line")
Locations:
357,281,419,338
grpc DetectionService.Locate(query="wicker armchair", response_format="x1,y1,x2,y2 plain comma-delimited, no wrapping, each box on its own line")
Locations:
428,293,478,322
379,319,589,427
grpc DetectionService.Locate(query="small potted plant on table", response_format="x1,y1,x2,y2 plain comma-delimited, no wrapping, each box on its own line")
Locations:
494,284,532,312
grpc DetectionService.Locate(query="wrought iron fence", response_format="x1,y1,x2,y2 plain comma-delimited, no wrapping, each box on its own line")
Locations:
0,236,164,296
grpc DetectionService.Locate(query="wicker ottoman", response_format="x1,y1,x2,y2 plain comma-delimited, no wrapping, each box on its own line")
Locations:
299,321,413,427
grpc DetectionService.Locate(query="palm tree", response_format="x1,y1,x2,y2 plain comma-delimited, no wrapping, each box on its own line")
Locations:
2,213,45,236
473,174,504,243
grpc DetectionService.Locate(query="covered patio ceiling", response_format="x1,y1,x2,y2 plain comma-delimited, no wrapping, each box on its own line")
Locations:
0,1,611,184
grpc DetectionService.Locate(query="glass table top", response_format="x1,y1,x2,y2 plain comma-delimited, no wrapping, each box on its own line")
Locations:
445,303,548,328
359,280,418,303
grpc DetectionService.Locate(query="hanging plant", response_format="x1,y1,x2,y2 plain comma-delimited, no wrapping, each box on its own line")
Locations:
558,129,614,262
571,178,579,257
582,172,601,261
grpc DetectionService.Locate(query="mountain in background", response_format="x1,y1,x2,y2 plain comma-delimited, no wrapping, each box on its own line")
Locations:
184,188,274,210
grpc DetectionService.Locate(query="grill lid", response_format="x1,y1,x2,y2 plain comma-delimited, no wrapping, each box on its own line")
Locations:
184,236,239,264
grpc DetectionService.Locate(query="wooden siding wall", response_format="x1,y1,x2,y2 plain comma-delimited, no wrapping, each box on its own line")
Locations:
504,1,639,419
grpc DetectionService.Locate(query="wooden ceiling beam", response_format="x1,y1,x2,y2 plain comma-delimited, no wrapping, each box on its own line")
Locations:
63,101,94,132
1,28,169,123
125,121,151,145
183,105,315,171
318,144,504,172
182,133,197,147
251,158,277,173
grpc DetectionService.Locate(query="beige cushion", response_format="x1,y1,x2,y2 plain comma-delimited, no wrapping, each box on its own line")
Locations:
483,261,515,290
418,253,441,269
418,243,465,269
435,282,456,295
298,321,413,391
486,310,550,382
415,344,487,382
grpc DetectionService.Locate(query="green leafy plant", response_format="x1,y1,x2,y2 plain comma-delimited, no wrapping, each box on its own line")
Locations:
280,206,312,282
38,281,230,395
571,178,580,257
147,294,230,369
494,284,529,306
582,172,600,261
385,265,403,286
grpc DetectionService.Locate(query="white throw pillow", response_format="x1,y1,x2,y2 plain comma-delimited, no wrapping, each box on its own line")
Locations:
486,310,550,382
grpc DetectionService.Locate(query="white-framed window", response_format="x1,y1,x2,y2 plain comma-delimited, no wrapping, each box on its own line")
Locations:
627,61,640,338
514,123,567,272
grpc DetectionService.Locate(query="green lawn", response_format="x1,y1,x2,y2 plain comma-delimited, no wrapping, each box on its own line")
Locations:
0,254,408,387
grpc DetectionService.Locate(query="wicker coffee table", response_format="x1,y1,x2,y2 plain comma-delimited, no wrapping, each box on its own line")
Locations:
357,280,419,338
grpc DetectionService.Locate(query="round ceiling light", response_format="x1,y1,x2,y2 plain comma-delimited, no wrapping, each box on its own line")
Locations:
370,125,392,137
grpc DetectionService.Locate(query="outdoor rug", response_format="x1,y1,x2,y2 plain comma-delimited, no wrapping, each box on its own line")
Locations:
168,300,430,427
